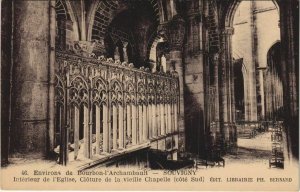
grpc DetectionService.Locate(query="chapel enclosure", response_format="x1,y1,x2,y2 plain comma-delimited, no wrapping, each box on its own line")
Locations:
54,52,180,165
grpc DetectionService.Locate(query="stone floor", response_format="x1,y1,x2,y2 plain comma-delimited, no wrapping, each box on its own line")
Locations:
1,131,298,191
223,131,273,168
2,132,297,171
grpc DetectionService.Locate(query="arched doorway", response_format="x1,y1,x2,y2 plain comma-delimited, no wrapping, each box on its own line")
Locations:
91,0,159,69
265,41,284,121
223,0,298,159
233,57,245,121
231,0,280,121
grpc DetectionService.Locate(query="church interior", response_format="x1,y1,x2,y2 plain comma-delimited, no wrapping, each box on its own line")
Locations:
1,0,299,169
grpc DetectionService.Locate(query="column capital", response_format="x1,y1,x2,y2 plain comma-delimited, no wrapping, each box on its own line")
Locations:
122,41,128,48
222,27,235,36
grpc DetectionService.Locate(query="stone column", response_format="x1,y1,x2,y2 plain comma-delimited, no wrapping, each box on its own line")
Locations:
143,104,148,141
127,105,132,143
74,107,80,158
112,105,117,150
83,106,90,158
249,2,258,121
152,104,156,137
279,0,299,159
223,27,237,146
225,28,235,122
132,105,137,145
167,15,186,152
210,53,221,143
1,0,12,165
160,104,165,135
138,105,143,143
95,106,101,154
148,103,152,138
227,27,238,146
103,105,109,153
118,106,124,149
167,104,172,133
10,1,51,158
80,0,87,41
219,27,235,148
257,67,266,120
156,103,161,136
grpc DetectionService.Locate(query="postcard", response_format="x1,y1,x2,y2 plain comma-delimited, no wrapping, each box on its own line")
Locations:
1,0,299,191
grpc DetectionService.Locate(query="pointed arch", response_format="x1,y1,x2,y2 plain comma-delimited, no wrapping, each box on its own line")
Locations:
55,0,80,49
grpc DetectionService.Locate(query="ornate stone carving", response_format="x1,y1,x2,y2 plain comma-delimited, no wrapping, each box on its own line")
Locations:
73,40,105,57
222,27,234,36
167,15,186,51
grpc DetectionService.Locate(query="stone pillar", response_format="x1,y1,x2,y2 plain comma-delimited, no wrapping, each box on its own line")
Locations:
132,105,137,145
49,0,56,153
138,105,142,143
170,0,177,17
103,105,109,153
83,106,90,158
220,32,229,145
167,15,186,152
152,104,156,137
257,67,266,119
167,104,172,133
118,106,124,148
96,106,101,154
226,27,238,146
143,104,148,141
249,2,258,121
211,53,221,142
148,103,152,138
160,104,165,135
279,0,299,159
10,1,51,158
156,104,161,136
112,105,117,150
127,105,131,142
80,0,87,41
219,27,236,148
174,102,178,132
1,0,12,165
74,107,80,159
224,28,235,123
225,27,237,146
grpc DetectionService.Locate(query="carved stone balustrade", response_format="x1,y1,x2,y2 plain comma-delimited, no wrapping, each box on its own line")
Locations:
54,51,180,165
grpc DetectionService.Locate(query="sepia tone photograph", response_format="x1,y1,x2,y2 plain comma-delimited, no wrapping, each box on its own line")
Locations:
1,0,299,190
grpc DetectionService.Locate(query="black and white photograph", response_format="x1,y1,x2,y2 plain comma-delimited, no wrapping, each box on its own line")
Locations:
1,0,299,190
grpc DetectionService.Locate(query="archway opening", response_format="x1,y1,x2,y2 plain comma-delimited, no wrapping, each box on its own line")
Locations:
227,0,287,167
55,0,77,50
225,0,299,161
233,58,245,121
231,0,280,122
93,1,158,68
265,42,284,121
